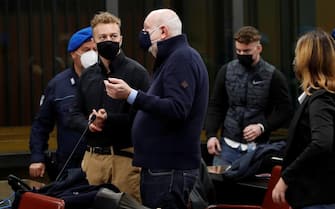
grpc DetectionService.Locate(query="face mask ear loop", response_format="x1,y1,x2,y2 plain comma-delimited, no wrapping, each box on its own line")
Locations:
75,51,82,57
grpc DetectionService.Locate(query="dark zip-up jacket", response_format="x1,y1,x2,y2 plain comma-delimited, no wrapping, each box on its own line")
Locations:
69,51,150,150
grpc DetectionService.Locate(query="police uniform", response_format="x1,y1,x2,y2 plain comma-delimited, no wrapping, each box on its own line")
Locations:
29,26,93,180
29,68,85,180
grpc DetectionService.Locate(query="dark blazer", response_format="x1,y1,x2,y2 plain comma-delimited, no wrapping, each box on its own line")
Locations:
281,89,335,209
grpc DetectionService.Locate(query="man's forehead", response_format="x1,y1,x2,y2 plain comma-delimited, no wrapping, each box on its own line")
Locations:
235,41,259,48
144,11,163,28
143,17,155,29
93,23,120,34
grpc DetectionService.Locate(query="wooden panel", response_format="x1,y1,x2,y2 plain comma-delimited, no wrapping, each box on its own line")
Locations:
0,126,57,153
0,179,45,200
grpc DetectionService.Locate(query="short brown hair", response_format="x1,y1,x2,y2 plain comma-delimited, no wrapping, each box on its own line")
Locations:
234,26,261,44
91,11,121,28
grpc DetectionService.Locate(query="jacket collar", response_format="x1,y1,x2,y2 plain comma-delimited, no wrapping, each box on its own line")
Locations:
70,66,79,86
99,50,125,76
153,34,188,74
156,34,188,59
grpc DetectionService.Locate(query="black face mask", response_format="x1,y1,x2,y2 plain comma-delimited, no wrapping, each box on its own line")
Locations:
97,41,120,61
139,30,152,51
237,54,254,67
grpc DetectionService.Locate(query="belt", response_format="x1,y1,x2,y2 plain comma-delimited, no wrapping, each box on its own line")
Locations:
86,146,113,155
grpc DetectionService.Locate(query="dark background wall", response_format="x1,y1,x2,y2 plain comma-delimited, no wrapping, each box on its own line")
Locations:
2,0,335,127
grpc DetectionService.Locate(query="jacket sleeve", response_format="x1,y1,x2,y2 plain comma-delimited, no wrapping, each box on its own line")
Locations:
265,69,293,132
29,83,56,163
104,67,150,128
205,65,229,139
133,60,205,123
282,93,335,185
68,77,90,133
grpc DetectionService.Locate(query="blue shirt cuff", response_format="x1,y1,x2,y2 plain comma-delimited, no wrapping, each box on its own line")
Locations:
127,89,138,104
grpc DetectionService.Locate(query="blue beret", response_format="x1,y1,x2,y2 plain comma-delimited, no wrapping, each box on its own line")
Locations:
67,26,93,52
332,29,335,40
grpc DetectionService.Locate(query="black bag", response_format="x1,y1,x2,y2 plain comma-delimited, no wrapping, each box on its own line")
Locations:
8,168,120,209
94,188,150,209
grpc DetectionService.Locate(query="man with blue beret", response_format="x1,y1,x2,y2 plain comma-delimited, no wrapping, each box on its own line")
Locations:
331,28,335,40
29,26,97,181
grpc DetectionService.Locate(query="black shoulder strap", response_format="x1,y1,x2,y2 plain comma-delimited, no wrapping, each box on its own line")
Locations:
7,174,31,192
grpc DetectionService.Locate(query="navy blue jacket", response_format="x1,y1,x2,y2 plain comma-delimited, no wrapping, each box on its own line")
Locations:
30,68,85,167
132,34,209,169
223,140,286,181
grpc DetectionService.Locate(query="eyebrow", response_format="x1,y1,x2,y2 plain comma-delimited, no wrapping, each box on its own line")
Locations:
236,48,252,52
99,32,119,36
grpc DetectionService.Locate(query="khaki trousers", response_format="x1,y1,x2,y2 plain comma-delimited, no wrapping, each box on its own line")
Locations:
81,147,141,202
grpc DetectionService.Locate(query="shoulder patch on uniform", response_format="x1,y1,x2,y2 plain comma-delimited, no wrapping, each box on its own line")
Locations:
70,77,76,85
180,80,189,89
39,95,45,106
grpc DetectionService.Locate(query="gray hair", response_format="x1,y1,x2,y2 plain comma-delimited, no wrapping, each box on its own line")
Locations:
166,17,182,36
147,9,182,37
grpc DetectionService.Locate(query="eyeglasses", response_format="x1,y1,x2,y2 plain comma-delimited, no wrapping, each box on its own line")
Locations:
142,25,161,37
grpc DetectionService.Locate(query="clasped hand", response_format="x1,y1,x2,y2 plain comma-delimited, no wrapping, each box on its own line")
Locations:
89,108,107,132
243,124,262,141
